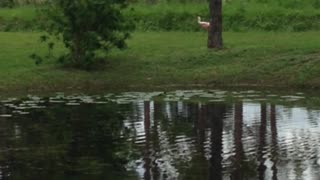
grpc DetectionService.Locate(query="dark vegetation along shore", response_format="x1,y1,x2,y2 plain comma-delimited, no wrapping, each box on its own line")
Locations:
1,0,320,93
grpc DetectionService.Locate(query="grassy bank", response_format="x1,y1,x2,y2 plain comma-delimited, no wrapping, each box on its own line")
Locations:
0,31,320,93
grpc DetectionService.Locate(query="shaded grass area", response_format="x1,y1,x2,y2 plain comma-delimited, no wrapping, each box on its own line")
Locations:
1,31,320,93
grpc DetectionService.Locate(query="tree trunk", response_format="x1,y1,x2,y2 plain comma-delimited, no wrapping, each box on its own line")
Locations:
208,0,223,49
72,34,83,64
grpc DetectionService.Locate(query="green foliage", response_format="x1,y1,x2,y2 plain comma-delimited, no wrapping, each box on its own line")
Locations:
128,2,320,32
38,0,134,70
2,2,320,32
0,0,14,8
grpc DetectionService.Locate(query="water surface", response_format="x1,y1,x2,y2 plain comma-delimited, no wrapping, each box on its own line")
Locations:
0,90,319,180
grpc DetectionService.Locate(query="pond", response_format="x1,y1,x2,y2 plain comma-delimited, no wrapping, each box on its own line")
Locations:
0,90,320,180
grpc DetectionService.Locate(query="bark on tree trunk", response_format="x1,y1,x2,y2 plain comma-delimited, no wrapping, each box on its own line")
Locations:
208,0,223,49
72,33,85,66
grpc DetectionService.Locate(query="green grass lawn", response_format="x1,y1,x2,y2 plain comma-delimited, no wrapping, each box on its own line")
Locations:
1,31,320,93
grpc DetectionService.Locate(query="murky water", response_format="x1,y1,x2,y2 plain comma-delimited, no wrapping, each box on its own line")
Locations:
0,90,320,180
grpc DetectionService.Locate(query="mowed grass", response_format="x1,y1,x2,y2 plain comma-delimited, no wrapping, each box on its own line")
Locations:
1,31,320,93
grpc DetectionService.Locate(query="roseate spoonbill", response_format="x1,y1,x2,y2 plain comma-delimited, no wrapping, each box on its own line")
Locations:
197,16,210,30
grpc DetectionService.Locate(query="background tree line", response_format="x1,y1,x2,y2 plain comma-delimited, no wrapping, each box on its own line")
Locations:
2,0,320,8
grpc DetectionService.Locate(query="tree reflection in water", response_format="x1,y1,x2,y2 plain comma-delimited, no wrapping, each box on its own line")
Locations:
1,95,320,180
231,102,244,180
270,104,278,180
208,104,225,180
135,101,283,180
0,101,135,180
258,103,267,180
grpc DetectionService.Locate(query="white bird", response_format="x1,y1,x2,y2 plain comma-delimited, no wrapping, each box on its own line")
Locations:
197,16,210,30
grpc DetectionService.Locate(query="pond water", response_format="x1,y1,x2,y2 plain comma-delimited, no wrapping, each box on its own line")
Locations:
0,90,320,180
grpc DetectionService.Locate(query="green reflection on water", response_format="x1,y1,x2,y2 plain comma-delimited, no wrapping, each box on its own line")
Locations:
0,101,137,180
